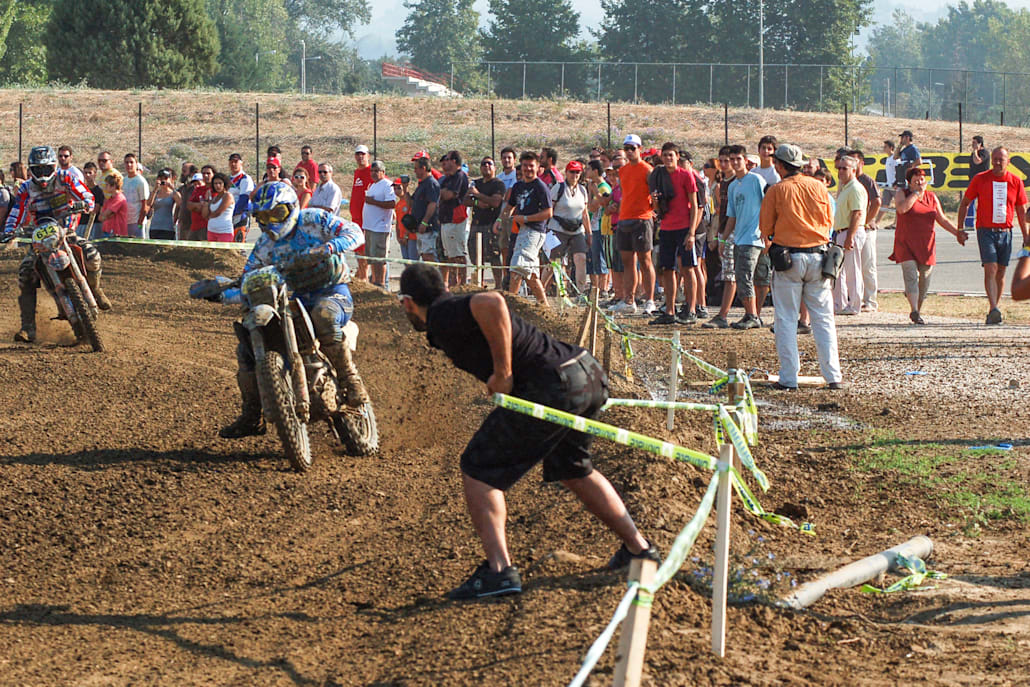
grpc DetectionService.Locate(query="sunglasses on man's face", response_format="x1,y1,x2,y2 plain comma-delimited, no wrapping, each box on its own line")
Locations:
318,170,329,175
58,154,71,159
98,158,111,163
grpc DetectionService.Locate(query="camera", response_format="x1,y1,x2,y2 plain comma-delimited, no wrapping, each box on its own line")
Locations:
400,174,410,184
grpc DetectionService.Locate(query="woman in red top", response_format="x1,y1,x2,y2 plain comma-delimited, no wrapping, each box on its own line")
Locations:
890,167,967,324
291,167,312,209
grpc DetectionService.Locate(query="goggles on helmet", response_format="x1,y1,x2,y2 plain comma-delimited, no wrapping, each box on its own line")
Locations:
30,164,55,179
253,204,291,225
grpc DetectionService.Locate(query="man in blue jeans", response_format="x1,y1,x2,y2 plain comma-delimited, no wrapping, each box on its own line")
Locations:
956,147,1029,325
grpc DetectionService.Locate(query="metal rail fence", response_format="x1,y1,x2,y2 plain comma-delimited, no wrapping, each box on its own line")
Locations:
450,61,1030,127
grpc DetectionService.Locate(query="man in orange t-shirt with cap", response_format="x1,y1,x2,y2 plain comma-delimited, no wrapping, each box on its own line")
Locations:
614,134,656,316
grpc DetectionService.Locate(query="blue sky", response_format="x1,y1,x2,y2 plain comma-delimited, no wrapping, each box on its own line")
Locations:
352,0,1030,60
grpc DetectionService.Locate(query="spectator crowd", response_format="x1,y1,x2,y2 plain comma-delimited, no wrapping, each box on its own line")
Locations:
4,128,1027,372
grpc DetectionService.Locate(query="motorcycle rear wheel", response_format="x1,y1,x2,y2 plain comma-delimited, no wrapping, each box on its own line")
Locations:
334,401,379,456
63,277,104,353
257,350,312,472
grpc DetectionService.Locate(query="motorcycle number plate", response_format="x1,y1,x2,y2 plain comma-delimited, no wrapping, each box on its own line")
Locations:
32,224,59,243
241,266,281,296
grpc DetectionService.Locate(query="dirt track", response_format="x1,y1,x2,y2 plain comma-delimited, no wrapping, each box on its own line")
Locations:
1,245,1029,686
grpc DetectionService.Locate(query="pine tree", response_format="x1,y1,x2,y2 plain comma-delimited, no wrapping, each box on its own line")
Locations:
48,0,218,89
485,0,585,98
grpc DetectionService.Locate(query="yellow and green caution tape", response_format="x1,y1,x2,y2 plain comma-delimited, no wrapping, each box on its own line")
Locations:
860,554,946,594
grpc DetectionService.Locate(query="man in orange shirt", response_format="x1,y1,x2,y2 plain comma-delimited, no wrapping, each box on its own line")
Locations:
614,134,656,315
760,144,842,391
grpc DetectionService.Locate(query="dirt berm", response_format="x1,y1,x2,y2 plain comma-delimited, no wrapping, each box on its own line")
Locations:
1,246,1027,686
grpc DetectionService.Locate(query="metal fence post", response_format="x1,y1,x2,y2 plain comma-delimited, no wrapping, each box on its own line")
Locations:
561,62,565,98
784,65,788,108
672,65,676,104
709,64,714,104
597,62,602,102
634,64,639,104
746,65,751,108
819,66,823,111
522,61,526,99
927,68,932,118
487,63,492,95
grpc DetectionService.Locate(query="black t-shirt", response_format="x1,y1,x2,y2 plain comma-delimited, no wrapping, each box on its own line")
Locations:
438,170,469,224
426,294,581,385
470,177,506,226
411,175,441,231
857,173,878,210
509,178,551,233
970,147,989,176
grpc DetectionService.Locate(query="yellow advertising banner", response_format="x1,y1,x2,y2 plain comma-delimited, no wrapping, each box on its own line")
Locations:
818,153,1030,191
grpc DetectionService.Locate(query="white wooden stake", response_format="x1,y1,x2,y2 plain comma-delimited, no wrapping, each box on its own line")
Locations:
667,331,680,431
475,233,483,287
613,557,658,687
711,441,733,658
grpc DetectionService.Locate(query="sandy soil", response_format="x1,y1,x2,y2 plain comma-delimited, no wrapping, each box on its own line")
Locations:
1,244,1029,686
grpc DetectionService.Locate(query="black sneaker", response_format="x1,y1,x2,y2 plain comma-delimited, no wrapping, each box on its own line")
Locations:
446,561,522,600
676,311,697,325
649,312,678,325
986,308,1003,325
701,315,729,329
695,305,709,319
771,381,797,391
731,314,761,330
607,541,662,570
797,321,812,334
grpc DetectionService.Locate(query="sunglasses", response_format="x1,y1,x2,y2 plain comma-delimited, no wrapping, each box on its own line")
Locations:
318,170,329,175
293,174,306,179
253,205,291,224
58,154,71,159
98,158,111,163
623,145,638,151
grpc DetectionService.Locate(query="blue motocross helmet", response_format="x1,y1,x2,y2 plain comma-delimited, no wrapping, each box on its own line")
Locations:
250,181,299,241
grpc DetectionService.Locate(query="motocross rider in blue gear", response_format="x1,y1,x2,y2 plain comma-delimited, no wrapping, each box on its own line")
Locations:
4,145,106,343
220,181,368,439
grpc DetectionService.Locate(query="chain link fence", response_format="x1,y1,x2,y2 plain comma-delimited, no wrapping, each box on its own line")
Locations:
456,61,1030,127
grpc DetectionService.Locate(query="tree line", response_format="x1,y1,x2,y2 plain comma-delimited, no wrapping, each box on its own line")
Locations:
0,0,381,94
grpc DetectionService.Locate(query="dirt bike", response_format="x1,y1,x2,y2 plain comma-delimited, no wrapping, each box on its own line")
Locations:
1,217,104,352
190,264,378,472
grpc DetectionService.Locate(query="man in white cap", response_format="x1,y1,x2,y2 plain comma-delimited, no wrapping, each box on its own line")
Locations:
352,144,372,280
760,143,843,391
614,133,657,315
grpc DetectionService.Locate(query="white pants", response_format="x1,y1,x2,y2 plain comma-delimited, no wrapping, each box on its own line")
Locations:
772,252,842,387
832,226,866,313
860,228,878,309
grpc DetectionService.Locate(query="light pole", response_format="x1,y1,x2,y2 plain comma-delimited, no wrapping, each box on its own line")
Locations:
758,0,764,109
300,40,322,95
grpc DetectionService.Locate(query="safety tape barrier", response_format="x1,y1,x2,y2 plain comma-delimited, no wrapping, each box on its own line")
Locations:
568,474,719,687
93,237,254,250
491,393,812,534
602,398,734,413
860,553,946,594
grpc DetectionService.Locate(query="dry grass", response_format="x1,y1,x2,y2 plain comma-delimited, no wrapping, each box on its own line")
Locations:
877,291,1030,322
4,88,1029,187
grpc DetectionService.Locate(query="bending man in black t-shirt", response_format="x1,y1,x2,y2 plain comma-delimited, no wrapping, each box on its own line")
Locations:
398,263,658,600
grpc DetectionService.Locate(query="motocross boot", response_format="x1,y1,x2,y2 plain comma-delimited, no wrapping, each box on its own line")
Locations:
85,268,112,311
13,286,36,343
219,371,266,438
323,341,370,407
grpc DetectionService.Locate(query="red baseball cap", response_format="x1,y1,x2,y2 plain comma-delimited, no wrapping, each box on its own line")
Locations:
410,150,429,161
642,147,659,158
265,156,281,168
565,160,584,172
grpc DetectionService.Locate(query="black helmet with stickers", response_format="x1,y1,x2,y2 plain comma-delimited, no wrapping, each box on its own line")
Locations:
28,146,58,190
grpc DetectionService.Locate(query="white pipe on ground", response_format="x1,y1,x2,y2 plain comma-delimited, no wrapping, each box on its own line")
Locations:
779,535,934,610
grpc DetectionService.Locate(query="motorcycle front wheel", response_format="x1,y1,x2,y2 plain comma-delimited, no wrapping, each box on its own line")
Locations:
334,401,379,456
257,350,312,472
63,277,104,353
